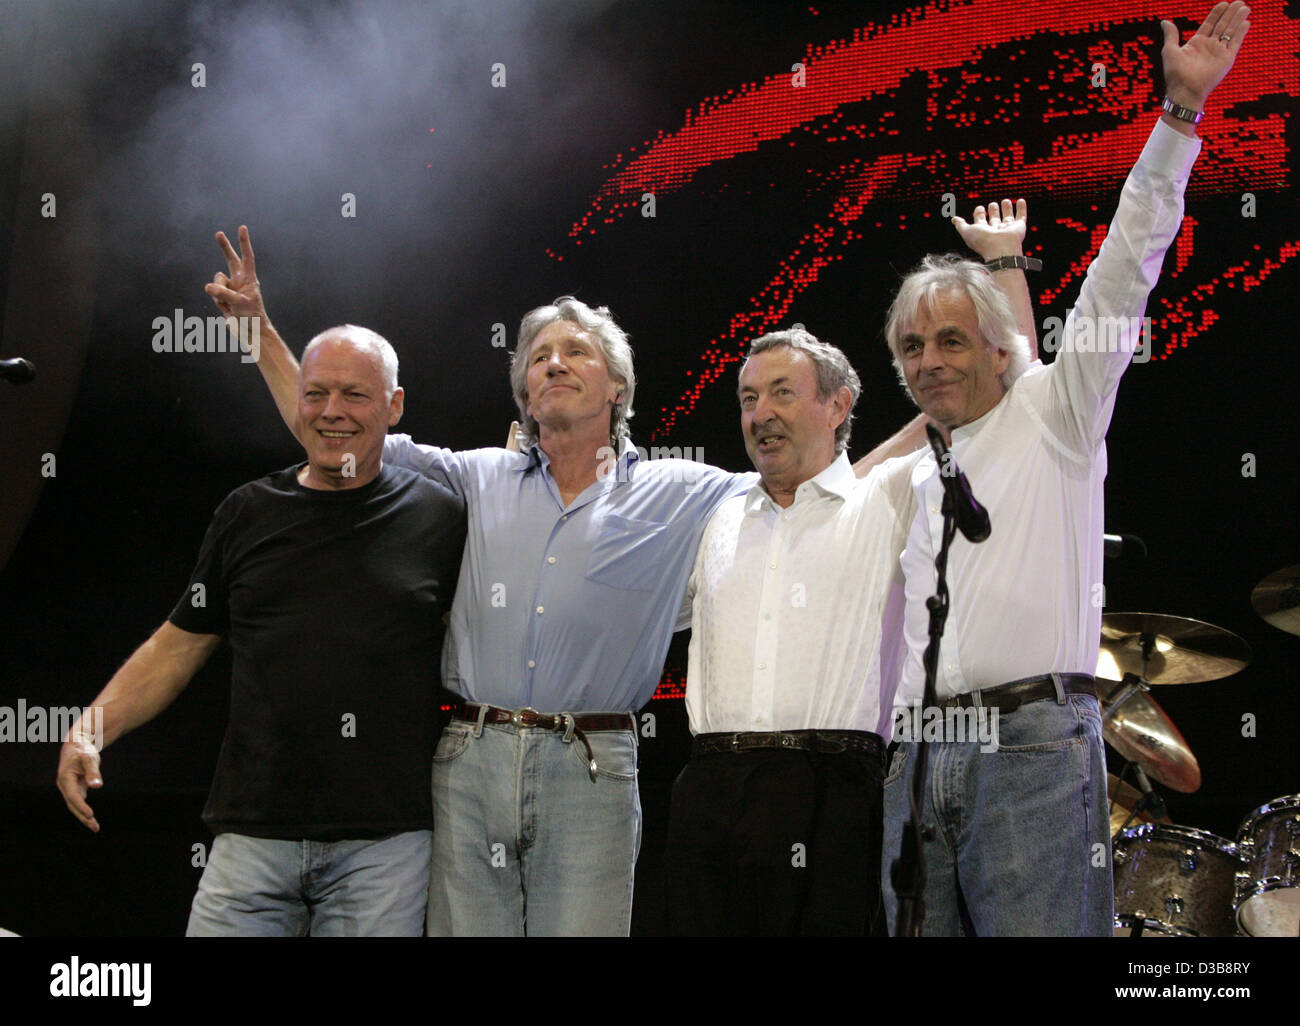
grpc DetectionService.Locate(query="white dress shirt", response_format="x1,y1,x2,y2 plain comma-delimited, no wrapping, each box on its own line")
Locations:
896,119,1202,704
683,451,914,738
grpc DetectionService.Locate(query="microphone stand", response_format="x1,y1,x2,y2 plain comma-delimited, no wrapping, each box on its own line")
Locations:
891,486,959,937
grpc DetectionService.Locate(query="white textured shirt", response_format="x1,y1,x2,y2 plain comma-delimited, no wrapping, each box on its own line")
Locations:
683,452,914,738
896,120,1201,704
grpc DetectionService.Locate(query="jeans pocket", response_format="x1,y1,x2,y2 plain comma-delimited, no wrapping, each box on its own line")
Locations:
570,731,637,781
994,699,1087,753
432,726,472,763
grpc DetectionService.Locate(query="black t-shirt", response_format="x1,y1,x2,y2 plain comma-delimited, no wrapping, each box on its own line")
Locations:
169,462,465,841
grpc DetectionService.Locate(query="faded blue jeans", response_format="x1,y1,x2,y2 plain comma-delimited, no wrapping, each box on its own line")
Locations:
186,830,432,936
882,691,1112,936
426,715,641,936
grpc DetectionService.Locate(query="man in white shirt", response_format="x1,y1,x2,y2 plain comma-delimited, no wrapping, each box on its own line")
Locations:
665,328,914,934
880,2,1251,935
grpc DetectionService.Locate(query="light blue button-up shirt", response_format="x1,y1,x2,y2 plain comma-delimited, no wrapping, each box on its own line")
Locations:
384,434,754,711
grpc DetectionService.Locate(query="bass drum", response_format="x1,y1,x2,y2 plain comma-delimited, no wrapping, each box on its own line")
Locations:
1113,823,1242,937
1235,795,1300,937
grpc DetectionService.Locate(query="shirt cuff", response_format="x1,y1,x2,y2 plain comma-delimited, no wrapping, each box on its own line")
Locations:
1143,117,1202,184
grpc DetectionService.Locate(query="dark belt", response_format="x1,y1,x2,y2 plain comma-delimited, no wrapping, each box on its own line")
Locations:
937,673,1095,714
693,729,884,759
450,704,635,781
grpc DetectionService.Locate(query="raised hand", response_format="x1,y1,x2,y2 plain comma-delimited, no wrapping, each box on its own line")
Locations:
1161,1,1250,110
952,198,1028,260
205,224,267,323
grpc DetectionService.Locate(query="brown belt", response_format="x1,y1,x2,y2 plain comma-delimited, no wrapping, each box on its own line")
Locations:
451,704,635,780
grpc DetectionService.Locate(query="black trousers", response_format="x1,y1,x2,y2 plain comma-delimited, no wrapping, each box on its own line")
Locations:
664,744,886,936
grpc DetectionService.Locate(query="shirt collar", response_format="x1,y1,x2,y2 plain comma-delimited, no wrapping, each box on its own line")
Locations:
744,451,854,513
519,434,640,475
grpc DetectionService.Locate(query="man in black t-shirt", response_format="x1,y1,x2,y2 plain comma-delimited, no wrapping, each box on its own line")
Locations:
56,325,464,936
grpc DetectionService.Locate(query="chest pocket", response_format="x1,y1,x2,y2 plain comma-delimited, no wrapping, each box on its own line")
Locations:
584,513,670,591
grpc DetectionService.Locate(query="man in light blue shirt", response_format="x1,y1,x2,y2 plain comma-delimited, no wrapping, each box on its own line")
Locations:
207,238,750,934
381,300,751,935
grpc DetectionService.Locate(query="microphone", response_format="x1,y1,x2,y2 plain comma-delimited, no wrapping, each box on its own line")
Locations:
0,357,36,384
1104,533,1147,560
925,423,990,543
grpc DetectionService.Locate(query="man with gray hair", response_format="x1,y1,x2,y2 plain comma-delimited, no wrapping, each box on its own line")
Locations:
665,327,915,935
57,325,464,935
879,3,1250,935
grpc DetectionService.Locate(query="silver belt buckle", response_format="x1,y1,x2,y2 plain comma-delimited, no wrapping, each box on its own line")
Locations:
511,705,539,727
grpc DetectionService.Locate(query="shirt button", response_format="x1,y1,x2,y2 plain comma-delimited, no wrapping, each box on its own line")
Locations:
536,606,544,614
528,660,536,669
763,612,771,621
758,662,767,670
547,556,557,564
769,561,777,569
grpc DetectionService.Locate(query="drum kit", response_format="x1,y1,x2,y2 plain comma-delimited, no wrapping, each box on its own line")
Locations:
1105,566,1300,937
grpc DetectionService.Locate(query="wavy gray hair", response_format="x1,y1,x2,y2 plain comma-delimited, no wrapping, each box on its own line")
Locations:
510,296,635,447
884,253,1032,396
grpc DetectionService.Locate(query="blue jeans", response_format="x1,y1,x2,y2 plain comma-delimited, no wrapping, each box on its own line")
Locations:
882,692,1112,936
186,830,431,936
426,716,641,936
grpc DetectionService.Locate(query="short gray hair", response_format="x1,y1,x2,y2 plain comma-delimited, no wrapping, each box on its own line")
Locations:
510,296,635,447
742,327,861,454
301,324,399,399
884,253,1032,395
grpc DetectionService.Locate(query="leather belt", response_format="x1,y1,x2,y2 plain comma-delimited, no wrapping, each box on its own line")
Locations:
693,729,885,759
451,704,634,733
451,704,635,781
937,673,1096,714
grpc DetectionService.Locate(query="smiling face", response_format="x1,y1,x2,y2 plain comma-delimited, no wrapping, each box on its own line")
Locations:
898,288,1009,431
298,335,403,490
523,319,623,440
738,346,848,505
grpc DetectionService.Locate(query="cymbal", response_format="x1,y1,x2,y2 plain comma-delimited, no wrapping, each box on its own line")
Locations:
1106,772,1162,837
1098,678,1202,793
1098,612,1251,684
1251,565,1300,636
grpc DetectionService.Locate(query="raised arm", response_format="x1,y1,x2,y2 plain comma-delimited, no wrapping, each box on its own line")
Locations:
1159,1,1250,139
205,225,303,440
953,198,1037,361
56,622,222,832
853,413,929,477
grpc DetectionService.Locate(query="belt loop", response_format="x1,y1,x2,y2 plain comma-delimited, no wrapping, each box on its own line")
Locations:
1051,672,1066,705
630,712,639,749
971,688,983,710
560,713,576,743
472,702,488,738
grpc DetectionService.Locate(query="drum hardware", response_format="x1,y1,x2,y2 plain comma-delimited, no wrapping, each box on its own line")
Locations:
1250,565,1300,636
1234,795,1300,937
